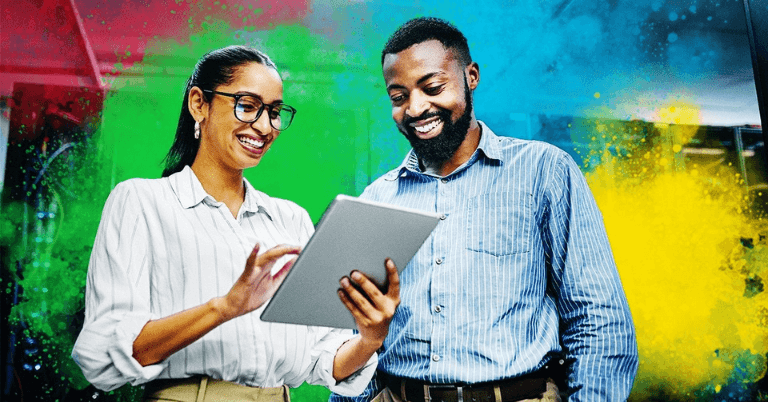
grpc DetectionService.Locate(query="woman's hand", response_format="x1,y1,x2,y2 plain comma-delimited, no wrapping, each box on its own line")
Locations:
338,258,401,348
134,243,299,367
215,243,300,321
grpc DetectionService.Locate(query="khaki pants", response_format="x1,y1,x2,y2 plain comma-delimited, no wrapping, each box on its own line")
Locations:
143,376,290,402
372,378,562,402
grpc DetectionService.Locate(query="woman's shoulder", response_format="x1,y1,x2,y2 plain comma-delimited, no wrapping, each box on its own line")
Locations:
104,177,173,211
111,177,169,197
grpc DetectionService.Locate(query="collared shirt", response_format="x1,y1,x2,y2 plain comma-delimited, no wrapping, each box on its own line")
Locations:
331,122,638,402
72,166,376,395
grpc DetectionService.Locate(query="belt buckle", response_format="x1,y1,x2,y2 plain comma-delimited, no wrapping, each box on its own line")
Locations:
423,383,463,402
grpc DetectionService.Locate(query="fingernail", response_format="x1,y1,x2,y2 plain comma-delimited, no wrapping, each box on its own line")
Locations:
351,271,362,280
340,278,348,287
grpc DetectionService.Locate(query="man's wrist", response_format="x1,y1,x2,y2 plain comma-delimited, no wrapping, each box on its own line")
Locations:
357,335,383,353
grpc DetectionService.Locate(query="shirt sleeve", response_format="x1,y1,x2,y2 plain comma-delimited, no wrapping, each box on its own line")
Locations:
71,181,165,391
289,207,378,396
542,152,639,401
328,370,384,402
303,327,379,396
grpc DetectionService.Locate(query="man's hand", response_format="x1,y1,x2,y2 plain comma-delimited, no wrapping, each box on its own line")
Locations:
338,258,401,348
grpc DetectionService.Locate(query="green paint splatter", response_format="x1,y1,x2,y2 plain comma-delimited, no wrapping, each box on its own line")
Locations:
3,133,113,390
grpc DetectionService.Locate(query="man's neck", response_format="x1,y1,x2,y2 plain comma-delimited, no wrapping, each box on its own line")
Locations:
423,119,482,177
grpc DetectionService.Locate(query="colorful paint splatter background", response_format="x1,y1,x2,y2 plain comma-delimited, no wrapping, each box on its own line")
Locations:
1,0,766,400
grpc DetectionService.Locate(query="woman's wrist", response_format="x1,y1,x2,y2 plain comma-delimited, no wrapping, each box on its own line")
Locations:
209,297,235,323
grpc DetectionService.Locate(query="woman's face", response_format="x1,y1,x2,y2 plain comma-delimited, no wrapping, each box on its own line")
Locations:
197,62,284,171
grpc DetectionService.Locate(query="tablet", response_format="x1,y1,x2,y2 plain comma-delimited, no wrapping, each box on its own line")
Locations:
260,194,441,329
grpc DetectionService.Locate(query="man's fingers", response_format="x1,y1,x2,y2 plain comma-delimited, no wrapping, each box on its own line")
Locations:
385,259,401,299
348,271,385,307
339,277,376,319
338,289,366,322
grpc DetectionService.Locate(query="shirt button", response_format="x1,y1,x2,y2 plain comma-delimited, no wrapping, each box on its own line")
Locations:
431,354,441,362
440,214,447,220
433,305,442,313
441,178,448,184
435,257,443,265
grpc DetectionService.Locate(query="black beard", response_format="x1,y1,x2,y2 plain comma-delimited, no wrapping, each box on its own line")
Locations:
399,82,473,166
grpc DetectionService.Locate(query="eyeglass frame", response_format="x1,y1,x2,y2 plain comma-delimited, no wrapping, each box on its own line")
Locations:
202,89,297,131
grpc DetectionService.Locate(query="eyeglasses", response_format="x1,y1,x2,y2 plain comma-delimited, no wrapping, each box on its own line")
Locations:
203,89,297,131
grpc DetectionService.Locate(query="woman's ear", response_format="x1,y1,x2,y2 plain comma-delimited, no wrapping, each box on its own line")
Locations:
188,86,208,123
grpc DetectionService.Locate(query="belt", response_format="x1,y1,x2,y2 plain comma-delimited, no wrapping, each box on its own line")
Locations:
383,373,549,402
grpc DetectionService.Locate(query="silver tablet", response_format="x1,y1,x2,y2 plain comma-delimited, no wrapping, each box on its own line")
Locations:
260,194,441,329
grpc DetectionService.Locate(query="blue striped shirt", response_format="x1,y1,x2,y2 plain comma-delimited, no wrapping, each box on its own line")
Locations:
330,122,637,401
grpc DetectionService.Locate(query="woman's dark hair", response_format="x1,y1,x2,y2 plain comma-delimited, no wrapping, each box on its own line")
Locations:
162,45,278,177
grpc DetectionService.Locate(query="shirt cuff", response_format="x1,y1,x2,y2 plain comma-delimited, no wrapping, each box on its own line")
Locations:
311,330,379,396
73,311,165,391
109,311,166,386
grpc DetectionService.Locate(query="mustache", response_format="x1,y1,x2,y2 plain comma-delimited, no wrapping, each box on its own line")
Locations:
401,109,451,128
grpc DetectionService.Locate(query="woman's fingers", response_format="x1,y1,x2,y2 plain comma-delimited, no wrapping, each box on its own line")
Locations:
255,244,301,271
272,256,297,282
243,243,261,276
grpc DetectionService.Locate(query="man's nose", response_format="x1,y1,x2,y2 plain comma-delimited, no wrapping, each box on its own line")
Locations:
406,91,429,119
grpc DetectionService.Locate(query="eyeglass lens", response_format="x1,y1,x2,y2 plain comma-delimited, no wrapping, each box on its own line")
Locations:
234,96,294,130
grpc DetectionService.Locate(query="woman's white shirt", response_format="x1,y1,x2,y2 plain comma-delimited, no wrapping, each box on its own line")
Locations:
71,166,376,395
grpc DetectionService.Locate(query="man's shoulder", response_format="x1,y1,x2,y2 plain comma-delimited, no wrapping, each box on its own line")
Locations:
360,167,403,201
490,133,569,160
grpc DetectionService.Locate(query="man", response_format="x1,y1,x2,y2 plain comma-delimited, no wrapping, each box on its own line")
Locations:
331,17,638,402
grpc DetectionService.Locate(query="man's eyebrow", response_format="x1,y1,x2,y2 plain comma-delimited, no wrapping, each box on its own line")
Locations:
416,71,444,85
386,71,445,92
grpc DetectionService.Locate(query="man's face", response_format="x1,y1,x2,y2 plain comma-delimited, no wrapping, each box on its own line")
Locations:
383,40,478,165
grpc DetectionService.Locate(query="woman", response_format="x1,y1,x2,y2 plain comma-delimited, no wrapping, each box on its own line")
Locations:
72,45,400,401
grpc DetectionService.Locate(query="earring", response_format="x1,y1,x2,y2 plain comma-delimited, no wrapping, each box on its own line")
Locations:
194,121,201,139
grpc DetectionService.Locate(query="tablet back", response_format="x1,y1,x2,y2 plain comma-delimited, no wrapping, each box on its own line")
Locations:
260,194,440,329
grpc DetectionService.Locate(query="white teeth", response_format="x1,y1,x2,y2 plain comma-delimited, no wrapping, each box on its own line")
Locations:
414,119,440,133
238,136,264,148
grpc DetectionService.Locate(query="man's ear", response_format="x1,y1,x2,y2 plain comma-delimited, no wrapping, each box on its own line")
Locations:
188,86,208,122
466,62,480,91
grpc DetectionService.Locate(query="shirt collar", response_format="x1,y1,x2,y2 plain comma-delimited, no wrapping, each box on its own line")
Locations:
391,120,504,178
169,166,268,217
476,121,504,163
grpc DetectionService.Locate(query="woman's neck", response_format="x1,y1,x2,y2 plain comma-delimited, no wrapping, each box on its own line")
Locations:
190,158,245,218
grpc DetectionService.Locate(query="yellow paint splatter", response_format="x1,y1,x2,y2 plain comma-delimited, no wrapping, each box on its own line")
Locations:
579,100,768,400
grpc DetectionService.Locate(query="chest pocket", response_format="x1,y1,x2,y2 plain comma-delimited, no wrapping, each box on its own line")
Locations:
465,191,533,256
